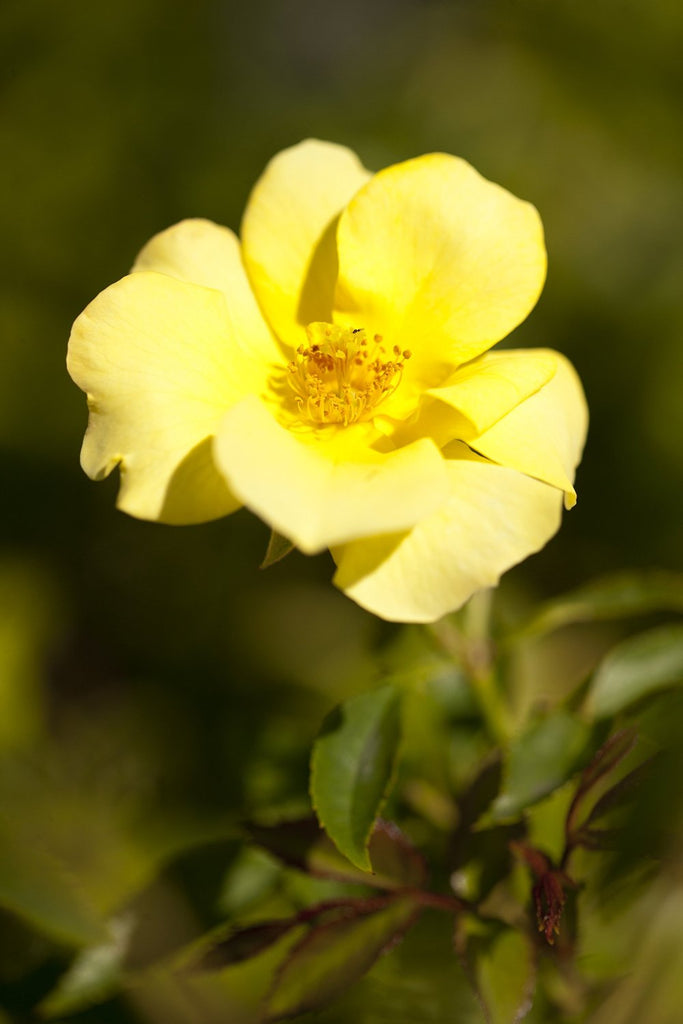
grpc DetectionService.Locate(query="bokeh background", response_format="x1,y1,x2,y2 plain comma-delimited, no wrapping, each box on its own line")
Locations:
1,0,682,1020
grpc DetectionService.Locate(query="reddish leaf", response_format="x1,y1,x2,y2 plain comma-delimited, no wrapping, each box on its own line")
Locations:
583,756,656,827
576,728,638,795
264,895,420,1021
246,817,426,891
189,895,408,975
190,920,296,972
245,817,322,873
565,729,643,839
368,820,427,889
511,842,576,946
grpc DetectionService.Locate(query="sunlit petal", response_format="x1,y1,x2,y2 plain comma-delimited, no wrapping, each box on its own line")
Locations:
241,139,371,349
334,154,546,387
132,218,282,367
69,141,587,625
67,271,271,524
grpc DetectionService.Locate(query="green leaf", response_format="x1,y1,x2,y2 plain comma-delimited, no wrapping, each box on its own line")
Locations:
311,685,402,871
515,570,683,640
39,913,133,1017
476,928,537,1024
218,845,282,917
0,837,106,947
586,624,683,719
265,896,419,1021
352,911,483,1023
487,712,592,822
260,530,295,568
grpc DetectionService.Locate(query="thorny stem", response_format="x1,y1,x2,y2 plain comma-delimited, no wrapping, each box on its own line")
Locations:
408,888,472,914
297,888,473,920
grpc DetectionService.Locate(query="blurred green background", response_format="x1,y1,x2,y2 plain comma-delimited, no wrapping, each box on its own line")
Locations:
1,0,682,1020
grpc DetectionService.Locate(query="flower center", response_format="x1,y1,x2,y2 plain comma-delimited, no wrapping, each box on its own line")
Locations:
286,322,411,427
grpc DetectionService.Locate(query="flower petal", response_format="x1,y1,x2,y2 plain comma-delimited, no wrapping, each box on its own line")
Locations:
132,218,282,367
333,447,563,623
67,271,271,524
213,396,450,554
132,218,241,296
470,353,588,508
427,348,558,436
241,139,371,349
334,154,546,385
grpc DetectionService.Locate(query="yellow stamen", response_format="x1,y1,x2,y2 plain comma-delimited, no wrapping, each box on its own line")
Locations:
287,322,410,427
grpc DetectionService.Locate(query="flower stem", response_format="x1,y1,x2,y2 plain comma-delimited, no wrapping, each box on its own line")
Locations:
463,590,510,744
431,590,510,744
468,662,509,746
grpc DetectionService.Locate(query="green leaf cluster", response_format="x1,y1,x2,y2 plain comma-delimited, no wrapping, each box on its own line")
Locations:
4,567,683,1023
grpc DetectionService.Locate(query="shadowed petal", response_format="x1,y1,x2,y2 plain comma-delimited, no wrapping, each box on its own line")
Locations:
241,139,371,349
470,353,588,508
332,447,563,623
68,272,272,524
428,348,558,436
213,396,449,554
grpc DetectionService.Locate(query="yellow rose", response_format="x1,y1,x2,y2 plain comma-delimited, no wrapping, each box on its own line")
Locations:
68,140,587,622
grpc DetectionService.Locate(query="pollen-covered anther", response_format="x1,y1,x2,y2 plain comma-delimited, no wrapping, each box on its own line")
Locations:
287,322,410,426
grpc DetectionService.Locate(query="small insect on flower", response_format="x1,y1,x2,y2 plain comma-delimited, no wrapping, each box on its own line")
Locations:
68,140,587,622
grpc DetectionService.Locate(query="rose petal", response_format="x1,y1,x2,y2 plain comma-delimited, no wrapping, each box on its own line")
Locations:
471,353,588,508
242,139,371,349
333,446,563,622
334,154,546,390
213,396,449,554
68,272,271,523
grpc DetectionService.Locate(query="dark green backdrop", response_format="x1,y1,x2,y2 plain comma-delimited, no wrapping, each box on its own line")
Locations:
1,0,682,1018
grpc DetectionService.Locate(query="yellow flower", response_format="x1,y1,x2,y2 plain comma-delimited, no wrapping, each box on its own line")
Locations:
68,140,587,622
